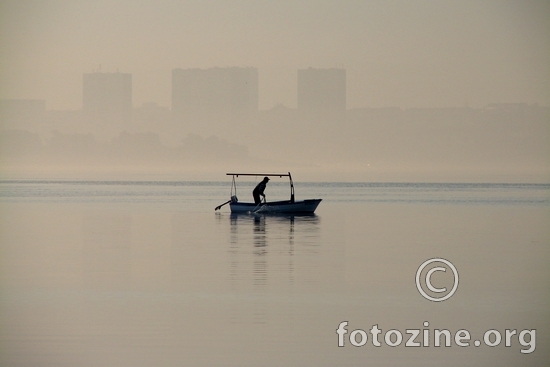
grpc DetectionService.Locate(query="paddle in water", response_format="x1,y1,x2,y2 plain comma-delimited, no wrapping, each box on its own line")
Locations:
214,200,231,211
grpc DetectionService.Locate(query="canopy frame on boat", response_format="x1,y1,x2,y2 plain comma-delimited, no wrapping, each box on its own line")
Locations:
226,172,295,203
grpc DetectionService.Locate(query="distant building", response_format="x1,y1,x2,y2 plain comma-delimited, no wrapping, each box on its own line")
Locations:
83,72,132,122
297,68,346,116
0,99,46,128
171,67,258,126
133,102,171,125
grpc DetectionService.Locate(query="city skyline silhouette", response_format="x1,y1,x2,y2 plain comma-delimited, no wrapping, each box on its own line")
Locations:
1,1,548,111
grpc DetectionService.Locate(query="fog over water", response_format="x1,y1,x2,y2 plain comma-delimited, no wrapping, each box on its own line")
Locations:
0,3,549,365
0,0,549,181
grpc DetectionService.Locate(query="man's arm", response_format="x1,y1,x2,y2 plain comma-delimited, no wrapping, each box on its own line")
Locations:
260,183,266,197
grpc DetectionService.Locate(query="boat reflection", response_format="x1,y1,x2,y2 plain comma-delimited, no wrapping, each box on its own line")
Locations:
223,212,321,323
229,212,320,252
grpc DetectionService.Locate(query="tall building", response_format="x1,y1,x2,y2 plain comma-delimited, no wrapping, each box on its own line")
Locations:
172,67,258,126
83,72,132,122
297,68,346,115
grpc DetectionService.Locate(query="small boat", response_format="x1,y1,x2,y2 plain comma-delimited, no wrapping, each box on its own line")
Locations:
215,172,322,214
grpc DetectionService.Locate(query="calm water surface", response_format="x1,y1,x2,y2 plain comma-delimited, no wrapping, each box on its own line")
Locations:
1,180,549,366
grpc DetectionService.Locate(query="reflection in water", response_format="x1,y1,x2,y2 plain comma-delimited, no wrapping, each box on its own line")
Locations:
225,213,321,324
229,213,320,249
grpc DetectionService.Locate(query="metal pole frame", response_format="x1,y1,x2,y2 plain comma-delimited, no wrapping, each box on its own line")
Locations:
227,172,295,202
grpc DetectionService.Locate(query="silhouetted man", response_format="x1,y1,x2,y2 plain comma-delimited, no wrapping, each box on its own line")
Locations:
253,177,270,204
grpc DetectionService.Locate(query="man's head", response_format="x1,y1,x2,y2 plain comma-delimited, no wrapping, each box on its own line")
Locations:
263,177,270,183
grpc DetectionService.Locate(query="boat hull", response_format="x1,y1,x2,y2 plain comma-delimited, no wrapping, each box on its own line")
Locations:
229,199,322,214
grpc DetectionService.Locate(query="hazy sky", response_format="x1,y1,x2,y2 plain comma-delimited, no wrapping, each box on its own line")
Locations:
1,0,548,110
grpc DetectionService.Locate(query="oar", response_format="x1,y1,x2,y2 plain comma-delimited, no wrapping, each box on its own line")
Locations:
215,199,231,211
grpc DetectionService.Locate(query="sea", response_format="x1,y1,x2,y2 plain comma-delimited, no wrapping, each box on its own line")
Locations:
0,179,549,366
